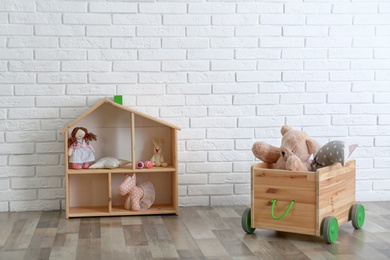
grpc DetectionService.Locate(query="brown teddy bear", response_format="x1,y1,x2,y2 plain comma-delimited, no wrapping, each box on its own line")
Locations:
252,125,320,171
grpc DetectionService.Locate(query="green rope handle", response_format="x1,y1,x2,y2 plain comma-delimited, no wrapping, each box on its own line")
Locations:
271,199,295,220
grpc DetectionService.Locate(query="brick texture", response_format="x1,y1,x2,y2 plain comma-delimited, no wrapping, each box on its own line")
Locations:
1,0,389,212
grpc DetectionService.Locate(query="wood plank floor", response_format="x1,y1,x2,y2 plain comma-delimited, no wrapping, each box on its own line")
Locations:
0,201,389,259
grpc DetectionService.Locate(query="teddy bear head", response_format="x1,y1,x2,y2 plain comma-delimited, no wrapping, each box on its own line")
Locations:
279,125,319,164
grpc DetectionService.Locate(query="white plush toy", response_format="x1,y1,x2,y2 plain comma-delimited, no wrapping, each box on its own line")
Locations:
151,138,168,167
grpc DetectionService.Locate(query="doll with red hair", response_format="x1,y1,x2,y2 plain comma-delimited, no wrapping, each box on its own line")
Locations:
68,127,97,169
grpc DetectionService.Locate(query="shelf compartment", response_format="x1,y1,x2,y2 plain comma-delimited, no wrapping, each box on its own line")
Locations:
70,102,134,164
134,113,173,165
68,174,109,210
111,171,173,209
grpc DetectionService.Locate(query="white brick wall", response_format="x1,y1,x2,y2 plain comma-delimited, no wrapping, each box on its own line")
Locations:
1,0,390,212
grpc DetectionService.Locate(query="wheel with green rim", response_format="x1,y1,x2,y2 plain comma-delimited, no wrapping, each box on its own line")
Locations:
241,208,256,234
323,216,338,244
351,204,365,229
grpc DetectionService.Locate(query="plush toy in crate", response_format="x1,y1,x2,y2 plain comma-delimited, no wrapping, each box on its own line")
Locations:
68,127,97,169
252,125,357,171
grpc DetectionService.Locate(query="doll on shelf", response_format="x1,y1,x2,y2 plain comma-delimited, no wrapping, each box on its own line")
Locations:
68,127,97,169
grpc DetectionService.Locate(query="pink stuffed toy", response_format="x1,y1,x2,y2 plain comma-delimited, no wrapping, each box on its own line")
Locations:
118,173,155,211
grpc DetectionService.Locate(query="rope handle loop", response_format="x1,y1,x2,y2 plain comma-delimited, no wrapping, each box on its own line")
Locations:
271,199,295,220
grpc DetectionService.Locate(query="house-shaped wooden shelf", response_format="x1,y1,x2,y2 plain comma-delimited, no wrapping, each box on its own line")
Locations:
60,98,181,219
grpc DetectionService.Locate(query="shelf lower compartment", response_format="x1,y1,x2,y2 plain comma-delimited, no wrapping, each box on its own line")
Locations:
67,204,177,218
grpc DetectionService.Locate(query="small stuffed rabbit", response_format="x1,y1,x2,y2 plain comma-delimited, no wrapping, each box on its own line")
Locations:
151,138,168,167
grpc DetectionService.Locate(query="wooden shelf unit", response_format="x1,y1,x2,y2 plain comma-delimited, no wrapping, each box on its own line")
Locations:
61,98,181,219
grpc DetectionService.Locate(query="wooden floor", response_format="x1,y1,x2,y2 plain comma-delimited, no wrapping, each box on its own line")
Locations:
0,201,389,259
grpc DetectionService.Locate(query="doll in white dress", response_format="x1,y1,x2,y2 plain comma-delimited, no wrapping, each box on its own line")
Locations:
68,127,97,169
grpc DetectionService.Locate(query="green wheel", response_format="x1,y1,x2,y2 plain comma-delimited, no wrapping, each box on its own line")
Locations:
241,208,255,234
323,216,338,244
351,204,365,229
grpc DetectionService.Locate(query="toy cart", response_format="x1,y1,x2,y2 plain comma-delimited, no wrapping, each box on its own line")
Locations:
241,160,365,244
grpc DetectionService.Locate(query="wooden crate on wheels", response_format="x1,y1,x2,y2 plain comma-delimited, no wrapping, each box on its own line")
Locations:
241,160,365,244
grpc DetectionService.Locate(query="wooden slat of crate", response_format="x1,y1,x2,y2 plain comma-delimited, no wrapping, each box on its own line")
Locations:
253,204,317,235
251,167,317,236
253,187,315,204
316,160,356,236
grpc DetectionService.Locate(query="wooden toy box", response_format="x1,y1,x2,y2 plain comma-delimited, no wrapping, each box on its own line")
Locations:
243,160,364,243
